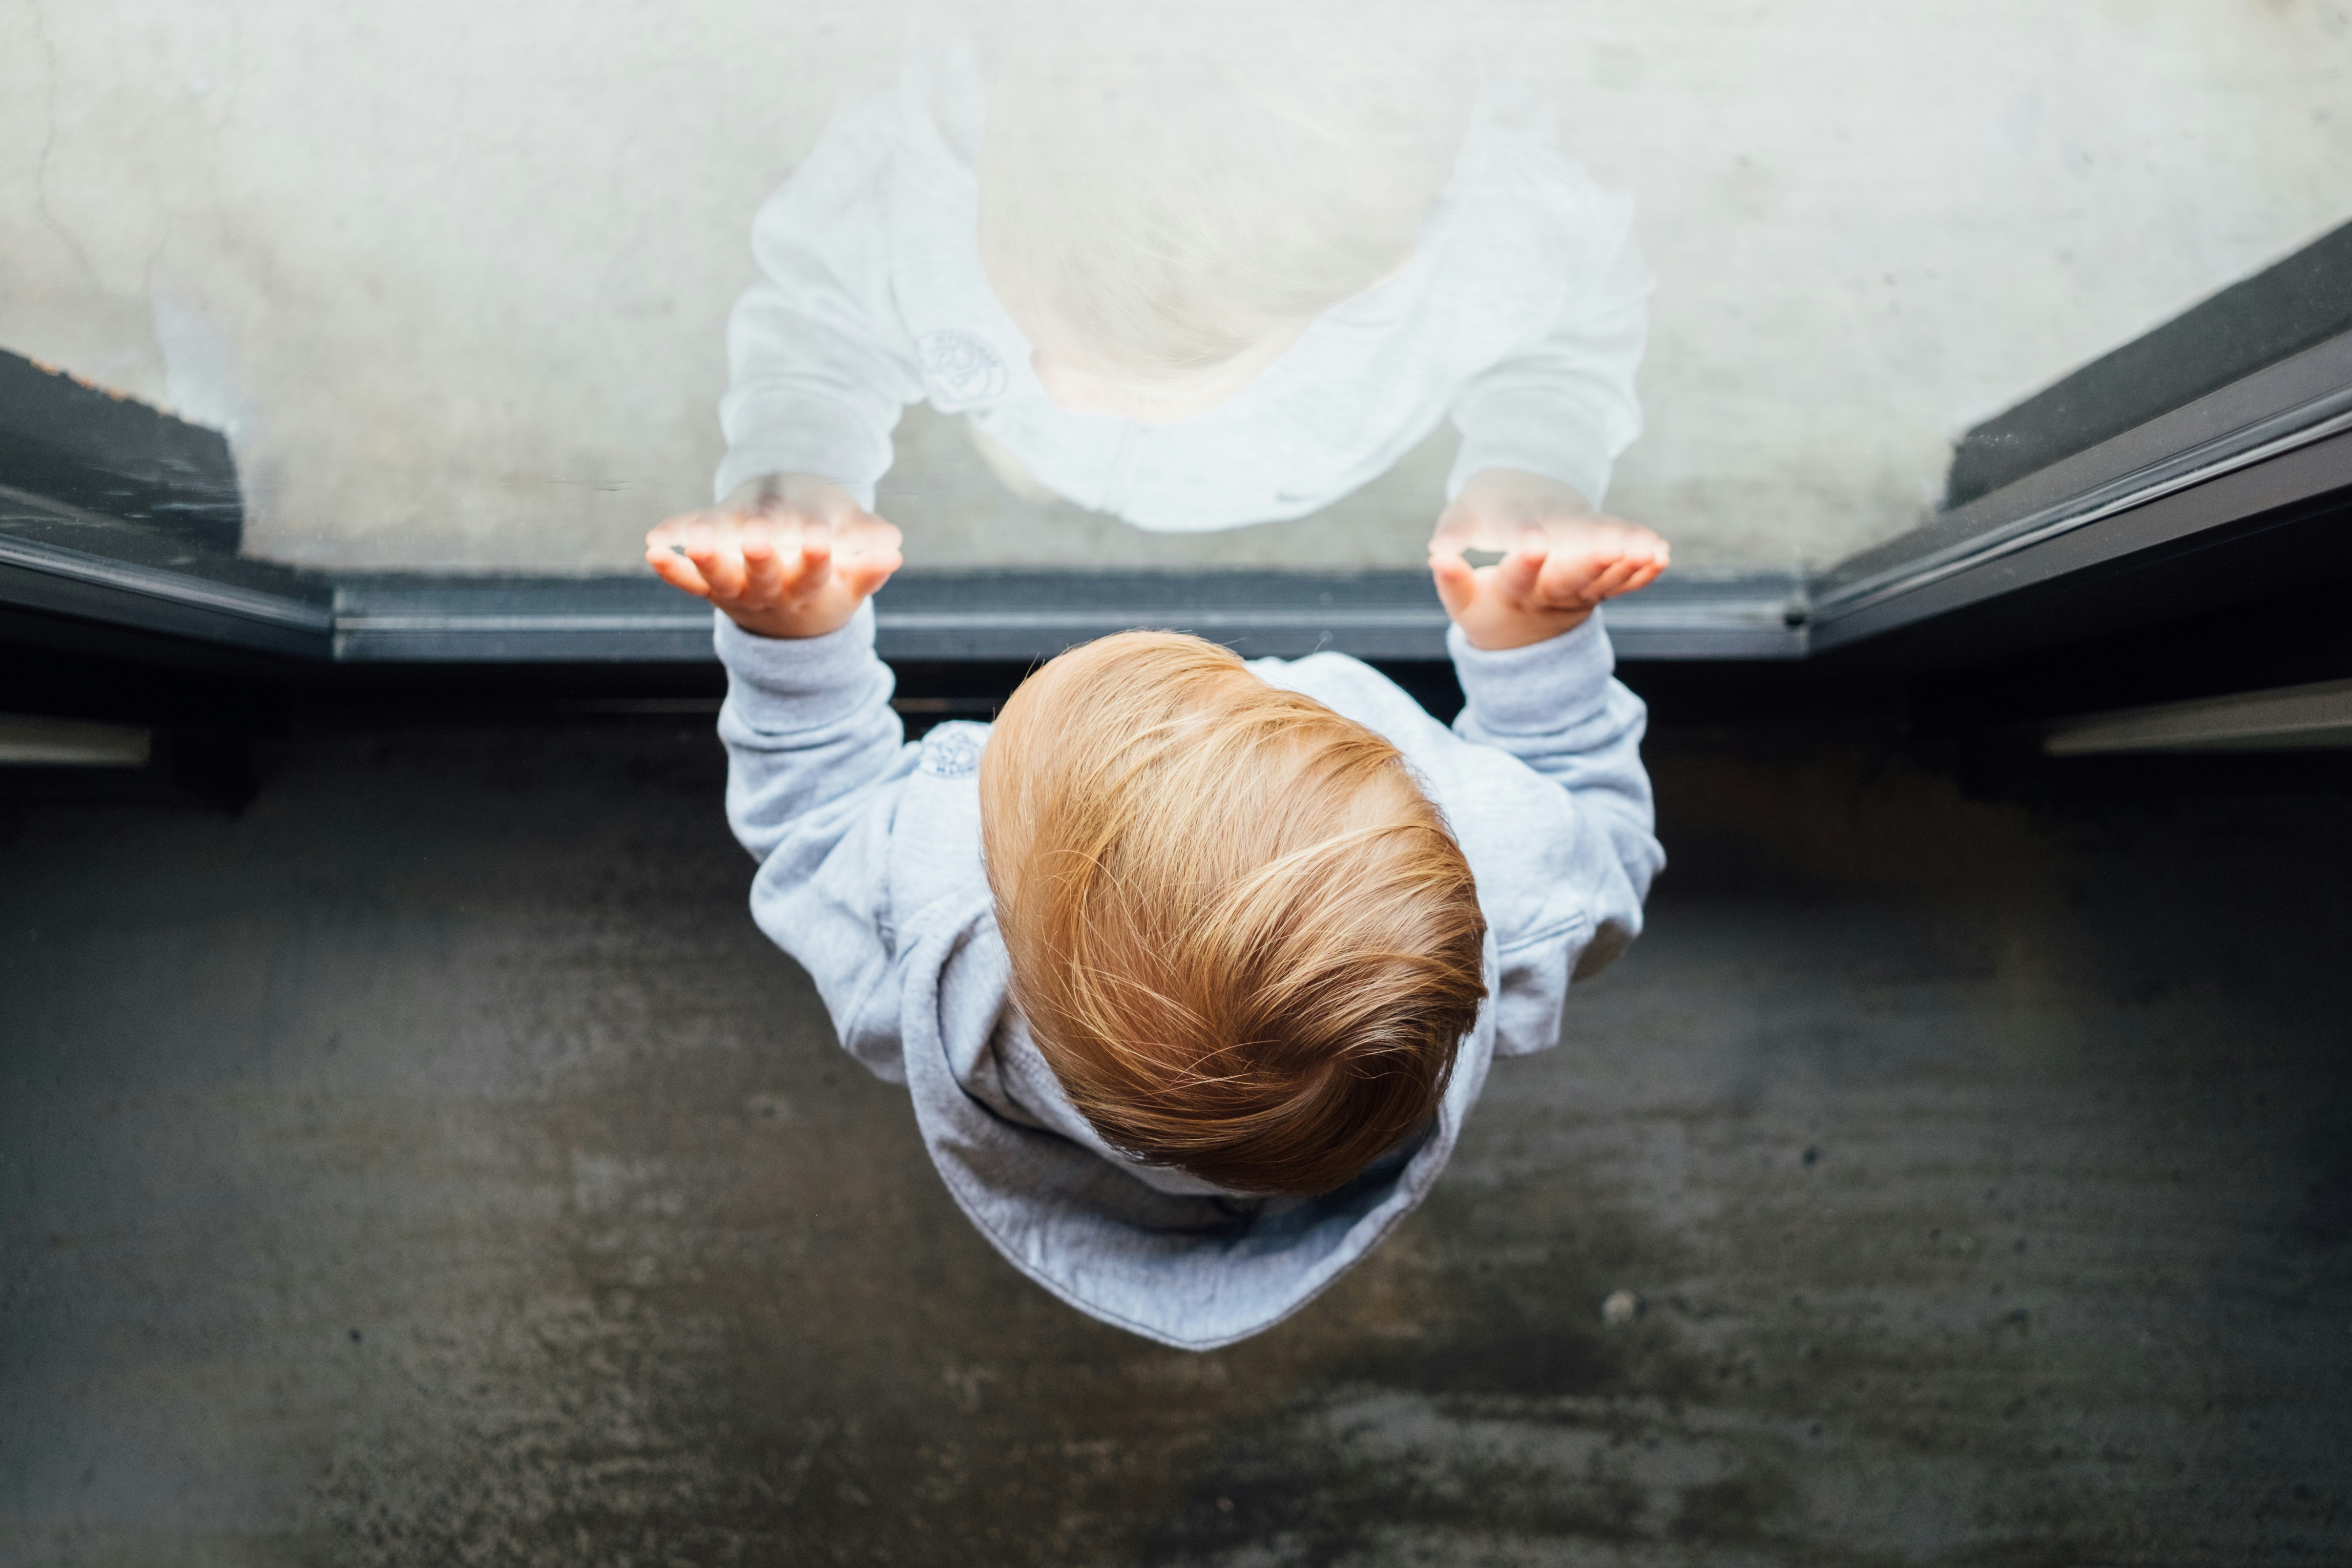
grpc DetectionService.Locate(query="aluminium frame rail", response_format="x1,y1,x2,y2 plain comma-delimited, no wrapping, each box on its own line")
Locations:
4,330,2349,670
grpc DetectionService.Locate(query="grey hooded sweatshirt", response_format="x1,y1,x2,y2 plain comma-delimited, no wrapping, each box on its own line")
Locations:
717,603,1661,1351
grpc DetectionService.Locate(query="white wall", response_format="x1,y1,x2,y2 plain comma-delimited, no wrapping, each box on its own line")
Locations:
1539,0,2352,570
4,0,2348,572
1,0,896,567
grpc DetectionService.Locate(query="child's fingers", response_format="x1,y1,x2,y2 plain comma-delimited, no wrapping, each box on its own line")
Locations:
1494,544,1549,606
684,521,750,601
1581,558,1643,605
645,544,711,598
685,543,743,602
1428,551,1478,622
1610,531,1670,573
800,528,833,573
739,525,786,604
829,515,904,588
1622,560,1666,595
841,546,904,602
1534,550,1607,607
787,530,835,600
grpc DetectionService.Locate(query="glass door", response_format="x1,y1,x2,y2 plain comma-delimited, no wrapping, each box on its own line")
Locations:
3,1,2347,669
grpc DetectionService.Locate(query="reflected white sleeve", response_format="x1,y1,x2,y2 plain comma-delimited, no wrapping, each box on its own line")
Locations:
1447,217,1653,510
716,97,927,510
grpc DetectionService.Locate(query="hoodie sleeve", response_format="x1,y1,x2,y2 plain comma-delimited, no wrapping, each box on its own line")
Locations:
716,94,929,510
1447,611,1663,1054
715,603,918,1082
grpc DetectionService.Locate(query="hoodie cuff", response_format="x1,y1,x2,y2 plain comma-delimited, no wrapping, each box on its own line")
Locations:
1446,610,1618,735
712,600,887,728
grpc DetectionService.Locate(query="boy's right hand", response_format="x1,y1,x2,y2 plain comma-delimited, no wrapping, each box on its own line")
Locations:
645,474,903,640
1428,480,1670,651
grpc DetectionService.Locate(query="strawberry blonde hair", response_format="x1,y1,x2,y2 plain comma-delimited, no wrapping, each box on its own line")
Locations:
980,631,1488,1196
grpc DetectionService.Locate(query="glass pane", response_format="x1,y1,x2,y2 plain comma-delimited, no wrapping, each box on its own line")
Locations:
3,2,2347,582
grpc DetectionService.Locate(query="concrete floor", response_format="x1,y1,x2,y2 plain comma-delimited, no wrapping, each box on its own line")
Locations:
3,708,2351,1566
4,1,2349,572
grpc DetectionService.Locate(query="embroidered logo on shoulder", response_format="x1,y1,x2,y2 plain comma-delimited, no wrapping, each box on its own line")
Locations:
918,330,1008,406
919,722,986,779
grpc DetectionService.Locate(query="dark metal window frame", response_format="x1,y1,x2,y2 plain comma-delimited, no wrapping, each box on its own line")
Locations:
6,223,2348,679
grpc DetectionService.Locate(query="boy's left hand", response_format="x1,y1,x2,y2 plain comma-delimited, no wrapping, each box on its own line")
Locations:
1428,468,1670,650
644,478,903,640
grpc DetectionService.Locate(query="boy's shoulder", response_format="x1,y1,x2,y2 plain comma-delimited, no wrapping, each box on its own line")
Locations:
885,720,995,928
1247,648,1551,808
1249,651,1594,947
1248,651,1445,744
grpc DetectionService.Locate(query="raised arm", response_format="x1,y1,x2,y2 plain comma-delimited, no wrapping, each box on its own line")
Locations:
645,513,914,1079
1429,515,1669,1055
1448,614,1662,955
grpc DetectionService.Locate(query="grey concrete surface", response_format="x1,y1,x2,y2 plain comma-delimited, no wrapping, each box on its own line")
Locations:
3,711,2350,1566
4,0,2349,572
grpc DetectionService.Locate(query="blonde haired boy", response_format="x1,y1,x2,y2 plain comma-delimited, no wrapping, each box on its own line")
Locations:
642,511,1667,1347
647,6,1673,1346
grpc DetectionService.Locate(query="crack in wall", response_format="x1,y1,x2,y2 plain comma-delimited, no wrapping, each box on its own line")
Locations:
22,0,103,291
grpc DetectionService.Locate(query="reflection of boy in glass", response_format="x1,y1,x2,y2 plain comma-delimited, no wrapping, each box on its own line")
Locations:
652,10,1670,592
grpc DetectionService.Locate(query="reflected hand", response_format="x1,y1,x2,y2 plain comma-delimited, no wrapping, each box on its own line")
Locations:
644,474,903,640
1428,469,1670,650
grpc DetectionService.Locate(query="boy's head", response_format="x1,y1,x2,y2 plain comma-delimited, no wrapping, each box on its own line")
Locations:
976,6,1474,424
980,632,1488,1196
